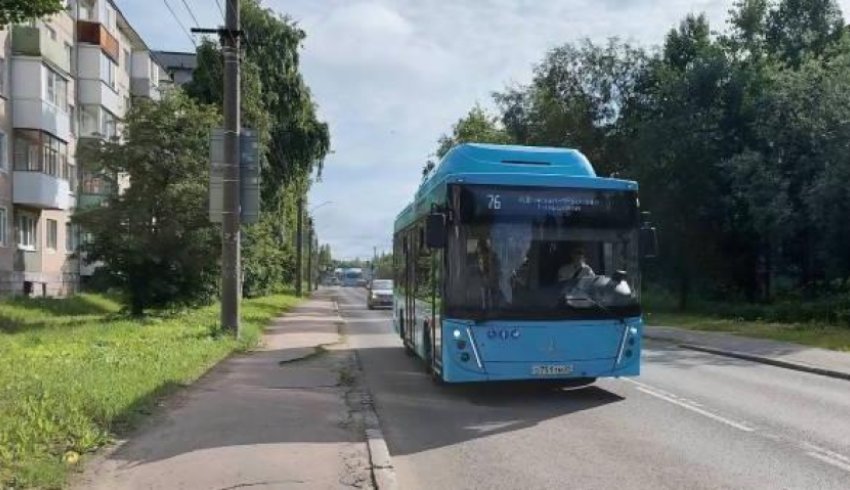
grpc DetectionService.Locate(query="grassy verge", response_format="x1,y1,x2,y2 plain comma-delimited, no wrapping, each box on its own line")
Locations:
0,293,300,488
645,311,850,352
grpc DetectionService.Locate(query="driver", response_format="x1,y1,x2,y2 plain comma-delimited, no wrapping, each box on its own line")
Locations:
557,247,595,282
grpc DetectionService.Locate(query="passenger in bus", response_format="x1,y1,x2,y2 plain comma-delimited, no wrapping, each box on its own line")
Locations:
557,247,596,283
476,238,502,308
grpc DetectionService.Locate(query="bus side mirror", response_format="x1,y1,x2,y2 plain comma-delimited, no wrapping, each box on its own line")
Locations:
425,212,447,248
640,225,658,259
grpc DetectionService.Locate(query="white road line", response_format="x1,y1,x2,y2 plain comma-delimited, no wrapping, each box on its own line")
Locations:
626,379,850,473
631,384,755,432
806,451,850,474
802,442,850,463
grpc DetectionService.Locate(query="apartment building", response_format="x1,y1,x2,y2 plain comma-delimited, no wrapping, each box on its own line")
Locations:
0,1,168,297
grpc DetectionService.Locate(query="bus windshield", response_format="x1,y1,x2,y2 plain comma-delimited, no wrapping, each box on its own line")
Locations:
445,184,641,320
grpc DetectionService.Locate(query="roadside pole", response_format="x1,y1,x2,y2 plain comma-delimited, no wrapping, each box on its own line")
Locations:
295,195,303,297
306,218,313,293
221,0,241,334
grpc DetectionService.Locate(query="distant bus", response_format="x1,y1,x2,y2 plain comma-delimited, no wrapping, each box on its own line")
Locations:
342,268,364,287
392,143,657,385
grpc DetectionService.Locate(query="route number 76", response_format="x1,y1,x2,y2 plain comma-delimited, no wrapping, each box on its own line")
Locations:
487,194,502,210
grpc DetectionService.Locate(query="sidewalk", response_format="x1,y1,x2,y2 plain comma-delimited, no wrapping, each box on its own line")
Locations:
645,326,850,381
73,293,374,490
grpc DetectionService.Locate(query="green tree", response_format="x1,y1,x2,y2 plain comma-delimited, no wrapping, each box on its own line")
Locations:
0,0,62,25
766,0,844,66
184,1,330,294
494,39,647,175
74,92,220,315
436,105,511,158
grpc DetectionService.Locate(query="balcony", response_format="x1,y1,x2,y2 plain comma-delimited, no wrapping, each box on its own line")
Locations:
78,172,114,209
11,25,72,74
130,77,161,100
12,98,72,142
13,250,42,274
13,171,72,210
131,51,162,100
78,78,122,116
77,20,119,62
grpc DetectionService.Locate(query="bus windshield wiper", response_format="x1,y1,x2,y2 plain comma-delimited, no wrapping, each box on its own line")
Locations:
564,290,620,320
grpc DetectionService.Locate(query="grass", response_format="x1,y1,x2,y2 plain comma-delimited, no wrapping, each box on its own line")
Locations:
0,293,300,489
645,311,850,352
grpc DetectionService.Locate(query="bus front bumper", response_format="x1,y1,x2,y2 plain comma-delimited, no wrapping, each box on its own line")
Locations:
441,356,639,383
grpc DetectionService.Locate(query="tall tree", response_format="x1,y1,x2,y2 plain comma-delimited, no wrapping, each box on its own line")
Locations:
0,0,62,25
766,0,844,66
494,39,647,176
185,1,331,294
435,105,511,159
74,93,220,315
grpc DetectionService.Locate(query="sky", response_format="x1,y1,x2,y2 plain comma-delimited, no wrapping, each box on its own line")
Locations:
118,0,850,260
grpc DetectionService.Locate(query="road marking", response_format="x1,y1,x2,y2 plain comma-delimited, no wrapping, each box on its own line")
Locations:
802,443,850,473
806,451,850,474
625,380,755,432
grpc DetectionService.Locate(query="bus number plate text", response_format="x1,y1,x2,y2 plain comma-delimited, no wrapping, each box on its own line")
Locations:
532,365,573,376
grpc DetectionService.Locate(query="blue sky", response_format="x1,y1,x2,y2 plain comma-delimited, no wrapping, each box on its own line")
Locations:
118,0,850,260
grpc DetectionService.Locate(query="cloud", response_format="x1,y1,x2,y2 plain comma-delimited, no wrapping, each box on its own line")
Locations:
121,0,850,259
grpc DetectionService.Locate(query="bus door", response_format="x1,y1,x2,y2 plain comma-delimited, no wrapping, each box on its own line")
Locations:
404,231,416,349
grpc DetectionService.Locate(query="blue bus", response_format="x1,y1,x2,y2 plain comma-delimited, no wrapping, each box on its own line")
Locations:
392,143,657,384
342,268,365,287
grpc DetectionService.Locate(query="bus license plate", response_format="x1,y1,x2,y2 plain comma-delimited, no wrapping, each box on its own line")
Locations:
532,365,573,376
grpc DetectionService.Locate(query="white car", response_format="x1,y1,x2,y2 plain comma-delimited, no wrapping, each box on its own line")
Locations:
367,279,394,309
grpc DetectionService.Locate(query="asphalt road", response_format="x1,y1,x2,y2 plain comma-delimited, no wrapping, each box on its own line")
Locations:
333,286,850,490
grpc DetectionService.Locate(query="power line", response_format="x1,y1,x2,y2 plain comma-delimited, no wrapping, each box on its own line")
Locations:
180,0,202,28
214,0,225,22
163,0,197,48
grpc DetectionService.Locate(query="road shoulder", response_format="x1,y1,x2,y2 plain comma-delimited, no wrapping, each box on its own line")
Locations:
72,293,375,489
645,326,850,381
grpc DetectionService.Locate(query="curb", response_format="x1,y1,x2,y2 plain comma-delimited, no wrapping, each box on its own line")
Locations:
645,334,850,382
333,296,399,490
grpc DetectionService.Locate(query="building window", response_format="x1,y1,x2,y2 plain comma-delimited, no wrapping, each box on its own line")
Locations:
45,66,68,111
100,54,116,89
123,49,131,75
78,0,94,20
65,43,73,71
45,25,57,41
0,57,6,95
0,131,7,171
69,105,76,135
14,132,40,172
17,213,37,250
80,105,98,136
101,110,117,139
14,130,68,177
104,4,116,30
0,207,7,247
65,222,78,252
46,219,58,251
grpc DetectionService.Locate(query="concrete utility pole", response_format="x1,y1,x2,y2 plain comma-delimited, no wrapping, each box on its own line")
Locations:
306,219,313,293
295,195,303,297
221,0,242,333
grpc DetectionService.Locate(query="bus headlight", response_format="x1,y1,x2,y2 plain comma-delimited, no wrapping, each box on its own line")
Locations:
453,329,461,339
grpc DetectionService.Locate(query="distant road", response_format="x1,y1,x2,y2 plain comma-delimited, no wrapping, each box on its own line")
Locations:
334,286,850,490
